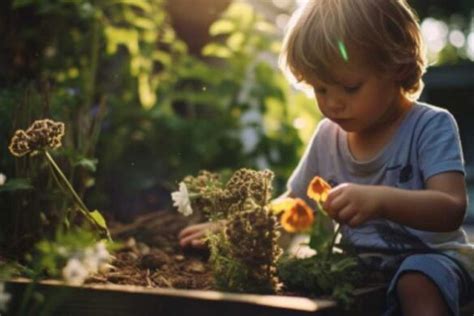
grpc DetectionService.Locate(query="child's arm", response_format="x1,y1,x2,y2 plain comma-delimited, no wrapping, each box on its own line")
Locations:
324,172,467,232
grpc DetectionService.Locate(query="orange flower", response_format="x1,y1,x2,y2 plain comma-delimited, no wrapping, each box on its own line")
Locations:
270,198,297,215
280,198,314,233
307,176,331,204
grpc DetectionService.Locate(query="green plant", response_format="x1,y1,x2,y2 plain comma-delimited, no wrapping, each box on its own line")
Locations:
172,168,282,293
9,228,114,316
94,1,311,218
273,177,363,306
277,253,363,308
0,0,180,251
8,119,110,240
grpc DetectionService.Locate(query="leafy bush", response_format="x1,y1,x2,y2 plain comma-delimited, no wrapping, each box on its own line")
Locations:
94,2,313,219
0,0,318,243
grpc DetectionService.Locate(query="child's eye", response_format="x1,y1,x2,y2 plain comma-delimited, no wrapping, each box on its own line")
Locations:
343,85,360,94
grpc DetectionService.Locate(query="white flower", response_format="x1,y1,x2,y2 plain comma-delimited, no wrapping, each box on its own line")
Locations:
171,182,193,216
0,283,11,312
94,241,110,264
62,258,88,286
82,248,99,274
98,263,114,274
82,241,111,274
0,173,6,186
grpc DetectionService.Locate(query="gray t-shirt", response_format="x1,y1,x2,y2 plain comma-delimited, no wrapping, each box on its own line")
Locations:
288,102,474,277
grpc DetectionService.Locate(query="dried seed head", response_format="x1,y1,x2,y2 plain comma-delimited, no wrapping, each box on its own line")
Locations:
8,130,31,157
225,168,274,208
226,198,281,266
9,119,66,157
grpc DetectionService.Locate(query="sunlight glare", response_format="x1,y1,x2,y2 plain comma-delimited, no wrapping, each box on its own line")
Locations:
292,117,306,129
421,18,448,53
296,0,309,9
272,0,292,10
276,14,290,30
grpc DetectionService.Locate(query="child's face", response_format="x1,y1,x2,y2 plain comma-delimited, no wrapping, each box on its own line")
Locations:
310,61,404,134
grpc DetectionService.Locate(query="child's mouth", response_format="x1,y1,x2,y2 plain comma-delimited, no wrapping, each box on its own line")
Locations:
332,118,352,124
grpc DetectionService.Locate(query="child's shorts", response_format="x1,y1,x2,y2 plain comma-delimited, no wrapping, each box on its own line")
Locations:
384,253,473,316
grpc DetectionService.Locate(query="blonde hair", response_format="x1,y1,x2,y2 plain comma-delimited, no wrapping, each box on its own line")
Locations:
280,0,427,100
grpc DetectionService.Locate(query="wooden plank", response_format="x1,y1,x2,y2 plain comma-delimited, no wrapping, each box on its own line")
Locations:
5,279,338,316
5,279,403,316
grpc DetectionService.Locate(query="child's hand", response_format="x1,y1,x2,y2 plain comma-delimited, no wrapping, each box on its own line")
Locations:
178,221,225,248
323,183,382,227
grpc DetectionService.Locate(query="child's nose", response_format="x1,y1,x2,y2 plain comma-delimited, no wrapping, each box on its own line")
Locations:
326,97,345,114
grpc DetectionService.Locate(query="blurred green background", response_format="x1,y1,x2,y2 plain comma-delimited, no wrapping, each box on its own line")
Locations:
0,0,473,231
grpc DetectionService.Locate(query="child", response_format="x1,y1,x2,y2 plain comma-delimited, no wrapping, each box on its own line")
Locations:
180,0,474,315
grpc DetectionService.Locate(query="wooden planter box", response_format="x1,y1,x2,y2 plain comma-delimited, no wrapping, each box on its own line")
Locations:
5,279,387,316
6,279,474,315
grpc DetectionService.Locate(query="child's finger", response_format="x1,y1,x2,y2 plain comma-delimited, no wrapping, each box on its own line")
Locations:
347,214,364,228
325,195,348,218
179,230,205,247
191,239,206,248
324,183,346,209
178,223,208,239
337,205,356,223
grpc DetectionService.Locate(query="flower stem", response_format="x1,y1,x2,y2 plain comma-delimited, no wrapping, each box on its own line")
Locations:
326,224,342,260
46,158,72,228
44,150,103,234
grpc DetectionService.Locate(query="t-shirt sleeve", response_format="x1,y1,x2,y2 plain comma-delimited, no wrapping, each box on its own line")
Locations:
286,120,326,199
418,110,465,181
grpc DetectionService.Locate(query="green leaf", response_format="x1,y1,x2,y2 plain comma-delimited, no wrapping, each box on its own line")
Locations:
153,51,172,66
0,178,34,192
129,17,156,30
227,32,245,51
90,210,108,230
74,157,98,172
202,44,232,58
308,211,334,254
12,0,35,9
255,21,275,33
209,20,235,36
330,257,358,273
105,0,152,12
104,26,139,55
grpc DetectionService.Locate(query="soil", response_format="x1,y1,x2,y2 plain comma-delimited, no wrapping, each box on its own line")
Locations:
87,210,215,290
81,210,386,295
